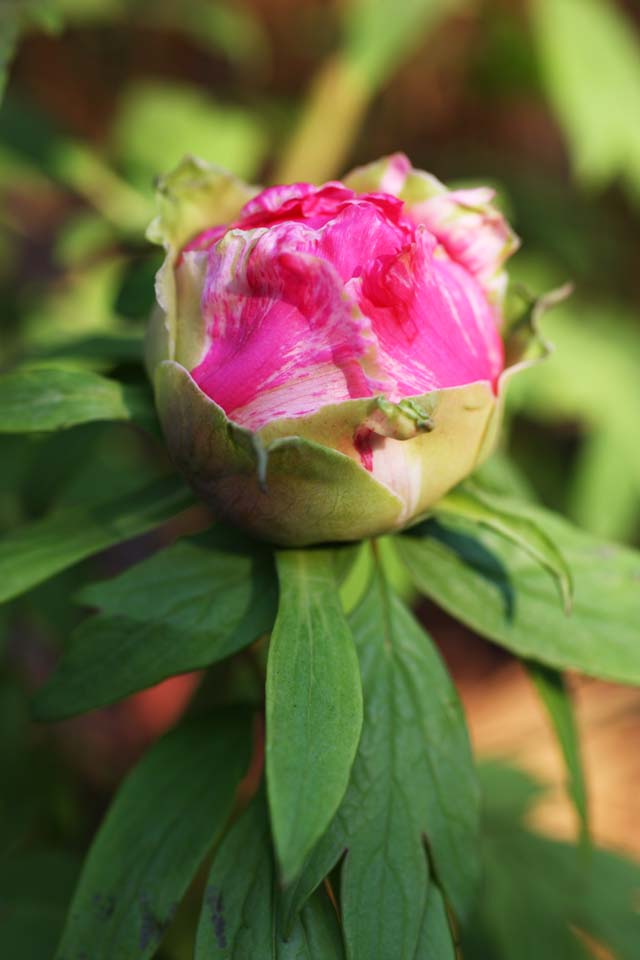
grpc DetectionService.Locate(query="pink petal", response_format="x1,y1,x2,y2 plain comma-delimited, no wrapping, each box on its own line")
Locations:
411,187,519,295
190,224,388,430
354,227,504,397
186,171,506,433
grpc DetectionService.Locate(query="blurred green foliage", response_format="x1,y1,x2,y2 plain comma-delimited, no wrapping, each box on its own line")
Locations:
1,0,640,957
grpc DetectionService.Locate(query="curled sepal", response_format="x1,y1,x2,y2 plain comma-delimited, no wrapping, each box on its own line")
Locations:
154,361,406,546
503,282,574,369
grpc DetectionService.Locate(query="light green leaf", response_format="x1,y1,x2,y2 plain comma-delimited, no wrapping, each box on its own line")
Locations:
344,0,465,88
0,367,153,433
524,662,589,845
532,0,640,201
266,549,363,883
395,505,640,684
283,569,478,958
0,474,194,605
569,429,639,541
195,793,345,959
55,711,251,960
505,290,640,541
114,82,268,189
33,527,277,719
435,481,573,612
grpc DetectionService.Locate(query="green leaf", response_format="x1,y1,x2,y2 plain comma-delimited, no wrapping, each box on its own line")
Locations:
435,482,573,613
524,662,589,845
0,367,153,433
344,0,464,88
395,505,640,684
195,794,345,959
532,0,640,201
283,569,478,958
34,527,277,719
570,429,640,542
28,332,144,366
113,82,268,189
266,549,363,883
463,763,640,960
0,474,194,605
55,711,252,960
0,850,80,960
414,886,456,960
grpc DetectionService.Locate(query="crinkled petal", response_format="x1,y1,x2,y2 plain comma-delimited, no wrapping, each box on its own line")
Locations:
353,228,504,397
345,152,519,307
190,224,390,429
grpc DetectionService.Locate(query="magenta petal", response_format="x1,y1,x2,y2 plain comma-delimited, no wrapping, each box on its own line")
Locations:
190,226,387,429
355,228,504,396
237,182,354,230
186,167,507,430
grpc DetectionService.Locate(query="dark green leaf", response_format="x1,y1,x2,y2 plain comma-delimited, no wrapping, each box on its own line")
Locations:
524,662,589,845
55,711,251,960
195,794,345,958
266,549,363,883
0,367,153,433
435,482,573,613
28,333,144,365
284,570,478,959
34,528,277,719
0,474,194,605
463,763,640,960
0,850,80,960
395,506,640,684
414,886,456,960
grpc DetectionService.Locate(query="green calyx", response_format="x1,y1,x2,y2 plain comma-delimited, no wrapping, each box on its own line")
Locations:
153,359,506,545
154,361,405,546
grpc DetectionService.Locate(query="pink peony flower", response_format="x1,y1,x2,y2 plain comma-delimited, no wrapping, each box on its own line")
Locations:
146,154,522,545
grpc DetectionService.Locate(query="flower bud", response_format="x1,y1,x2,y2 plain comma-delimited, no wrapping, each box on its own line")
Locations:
146,154,522,545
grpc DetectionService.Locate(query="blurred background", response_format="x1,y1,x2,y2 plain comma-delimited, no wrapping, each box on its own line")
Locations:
1,1,639,957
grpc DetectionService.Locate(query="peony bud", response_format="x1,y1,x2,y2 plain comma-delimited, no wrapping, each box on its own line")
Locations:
146,154,522,545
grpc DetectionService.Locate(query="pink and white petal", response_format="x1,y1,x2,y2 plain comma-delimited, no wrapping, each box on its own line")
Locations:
310,196,410,282
354,228,504,399
409,187,520,300
240,182,323,218
190,226,389,430
345,155,518,306
237,181,355,230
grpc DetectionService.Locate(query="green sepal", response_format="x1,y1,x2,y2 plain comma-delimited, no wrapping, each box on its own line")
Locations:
154,360,405,545
503,282,573,369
